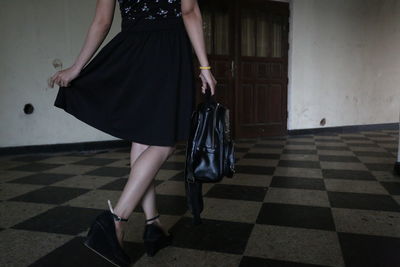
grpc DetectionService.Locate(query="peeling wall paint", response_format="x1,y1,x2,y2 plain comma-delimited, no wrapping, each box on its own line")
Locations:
287,0,400,130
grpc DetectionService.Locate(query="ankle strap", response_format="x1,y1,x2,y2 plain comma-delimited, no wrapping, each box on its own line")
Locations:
107,199,128,222
111,212,128,222
145,214,160,223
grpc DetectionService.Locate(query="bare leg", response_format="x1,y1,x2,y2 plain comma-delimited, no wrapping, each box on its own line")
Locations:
140,145,175,235
112,142,175,247
140,180,170,236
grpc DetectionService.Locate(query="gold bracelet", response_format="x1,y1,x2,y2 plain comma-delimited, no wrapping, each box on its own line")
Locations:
199,66,211,70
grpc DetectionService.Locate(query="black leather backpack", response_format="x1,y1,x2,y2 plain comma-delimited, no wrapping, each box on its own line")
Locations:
184,89,235,184
183,89,235,224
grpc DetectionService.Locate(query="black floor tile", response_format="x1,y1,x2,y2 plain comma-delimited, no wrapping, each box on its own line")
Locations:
375,140,397,144
169,171,185,181
236,147,251,152
170,216,253,254
328,191,400,212
286,141,315,146
12,206,103,235
338,232,400,267
99,178,163,191
322,169,375,180
114,148,131,153
204,184,268,202
380,182,400,195
287,135,313,139
28,236,145,267
346,143,379,147
134,194,188,215
364,163,395,172
256,203,336,231
6,173,74,185
278,160,321,169
243,153,280,159
314,138,342,143
71,158,119,166
270,176,325,190
283,149,318,155
314,132,338,137
175,149,186,155
261,136,287,141
160,161,185,170
316,146,349,151
176,144,186,150
239,256,327,267
97,178,128,191
8,186,90,204
340,136,370,141
254,144,285,149
84,167,130,177
363,133,391,137
10,155,53,162
236,139,257,143
318,155,360,162
352,151,394,157
235,165,275,175
64,152,96,157
7,163,63,172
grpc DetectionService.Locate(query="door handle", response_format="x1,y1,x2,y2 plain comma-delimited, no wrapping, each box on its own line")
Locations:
231,60,235,78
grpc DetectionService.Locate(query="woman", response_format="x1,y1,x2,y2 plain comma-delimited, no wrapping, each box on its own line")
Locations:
49,0,216,265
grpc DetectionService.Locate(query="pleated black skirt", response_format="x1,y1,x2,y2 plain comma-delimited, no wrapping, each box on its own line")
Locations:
54,17,196,146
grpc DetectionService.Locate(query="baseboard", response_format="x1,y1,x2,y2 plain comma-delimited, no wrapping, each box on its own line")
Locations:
0,139,188,156
0,140,131,156
288,122,399,135
395,162,400,176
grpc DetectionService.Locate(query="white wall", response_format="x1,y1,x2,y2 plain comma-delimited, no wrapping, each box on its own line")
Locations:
398,113,400,162
0,0,399,147
0,0,122,147
288,0,400,130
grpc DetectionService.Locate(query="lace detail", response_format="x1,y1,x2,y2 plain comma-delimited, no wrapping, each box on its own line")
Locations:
118,0,182,21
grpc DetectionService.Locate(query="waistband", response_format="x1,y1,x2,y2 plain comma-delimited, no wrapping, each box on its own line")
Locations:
121,17,184,33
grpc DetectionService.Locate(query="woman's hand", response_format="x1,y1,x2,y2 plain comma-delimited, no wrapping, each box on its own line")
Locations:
199,69,217,95
48,65,82,88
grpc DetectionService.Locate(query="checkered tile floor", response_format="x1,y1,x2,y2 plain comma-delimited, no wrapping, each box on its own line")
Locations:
1,129,399,267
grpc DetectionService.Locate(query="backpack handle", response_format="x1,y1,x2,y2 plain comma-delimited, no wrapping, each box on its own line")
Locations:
204,88,216,104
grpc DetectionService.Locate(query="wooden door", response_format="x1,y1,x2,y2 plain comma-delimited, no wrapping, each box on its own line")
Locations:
195,0,289,139
194,0,235,116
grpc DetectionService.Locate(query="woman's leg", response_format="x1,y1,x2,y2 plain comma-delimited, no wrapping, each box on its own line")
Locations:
112,142,175,246
123,142,170,238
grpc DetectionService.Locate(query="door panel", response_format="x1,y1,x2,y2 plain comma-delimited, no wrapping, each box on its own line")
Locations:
195,0,289,139
195,0,235,120
236,0,289,137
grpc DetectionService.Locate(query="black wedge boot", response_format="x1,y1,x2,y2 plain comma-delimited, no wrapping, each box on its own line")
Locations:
83,200,131,267
142,214,173,257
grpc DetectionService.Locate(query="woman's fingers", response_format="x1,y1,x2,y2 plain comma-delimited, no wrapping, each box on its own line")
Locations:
49,68,77,88
199,74,207,93
49,74,57,88
207,75,216,95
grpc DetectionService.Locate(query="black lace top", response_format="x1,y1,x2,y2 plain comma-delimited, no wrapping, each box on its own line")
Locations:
117,0,182,21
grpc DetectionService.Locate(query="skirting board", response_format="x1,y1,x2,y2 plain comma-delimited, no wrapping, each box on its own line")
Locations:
0,140,131,156
288,122,399,135
395,162,400,176
0,139,187,156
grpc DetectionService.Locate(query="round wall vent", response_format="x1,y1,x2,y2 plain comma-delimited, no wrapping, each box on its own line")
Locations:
24,103,34,114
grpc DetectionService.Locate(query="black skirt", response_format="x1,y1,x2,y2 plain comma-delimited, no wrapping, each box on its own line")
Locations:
54,17,196,146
